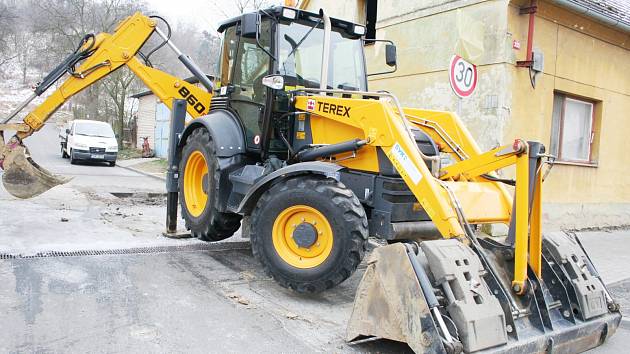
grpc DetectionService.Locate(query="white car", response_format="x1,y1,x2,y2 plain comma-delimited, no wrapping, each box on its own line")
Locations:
61,120,118,166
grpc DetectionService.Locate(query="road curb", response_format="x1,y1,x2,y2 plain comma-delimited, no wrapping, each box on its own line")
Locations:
118,163,166,182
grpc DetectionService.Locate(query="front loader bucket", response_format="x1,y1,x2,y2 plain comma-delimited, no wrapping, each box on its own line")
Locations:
347,234,621,353
1,142,69,199
346,243,446,353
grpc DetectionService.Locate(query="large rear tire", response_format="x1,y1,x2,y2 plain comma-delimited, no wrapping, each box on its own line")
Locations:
179,128,241,241
250,176,368,293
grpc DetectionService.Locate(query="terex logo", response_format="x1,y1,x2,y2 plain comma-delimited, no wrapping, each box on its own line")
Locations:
316,101,351,118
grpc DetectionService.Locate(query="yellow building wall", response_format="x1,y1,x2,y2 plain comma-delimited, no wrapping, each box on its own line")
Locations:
304,0,514,151
507,1,630,228
302,0,630,229
299,0,365,23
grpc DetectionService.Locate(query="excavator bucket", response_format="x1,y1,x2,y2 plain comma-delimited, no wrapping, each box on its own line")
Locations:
346,243,448,353
347,233,621,353
1,139,69,199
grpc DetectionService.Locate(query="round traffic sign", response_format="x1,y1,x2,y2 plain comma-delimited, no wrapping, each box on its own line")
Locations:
449,55,478,98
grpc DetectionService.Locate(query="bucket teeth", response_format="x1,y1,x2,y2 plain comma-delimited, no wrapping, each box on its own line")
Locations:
1,142,70,198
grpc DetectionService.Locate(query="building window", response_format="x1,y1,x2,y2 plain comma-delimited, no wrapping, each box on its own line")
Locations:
364,0,377,45
550,93,597,164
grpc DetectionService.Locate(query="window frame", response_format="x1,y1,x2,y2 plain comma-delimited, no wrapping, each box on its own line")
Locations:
552,93,597,166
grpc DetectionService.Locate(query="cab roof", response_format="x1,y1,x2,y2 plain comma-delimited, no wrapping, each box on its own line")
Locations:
217,6,364,39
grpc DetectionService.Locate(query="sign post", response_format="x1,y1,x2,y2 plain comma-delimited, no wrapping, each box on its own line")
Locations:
449,55,478,98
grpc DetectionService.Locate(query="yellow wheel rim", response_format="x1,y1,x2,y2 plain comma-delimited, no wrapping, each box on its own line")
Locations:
272,205,334,269
183,150,208,217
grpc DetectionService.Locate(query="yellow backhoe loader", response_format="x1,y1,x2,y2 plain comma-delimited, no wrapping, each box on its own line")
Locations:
0,7,621,353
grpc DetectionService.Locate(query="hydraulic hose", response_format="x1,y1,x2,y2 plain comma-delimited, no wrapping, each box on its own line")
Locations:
296,139,367,161
404,243,454,344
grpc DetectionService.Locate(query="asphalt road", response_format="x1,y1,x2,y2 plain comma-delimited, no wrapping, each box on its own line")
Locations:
21,122,165,193
0,123,627,353
0,123,384,353
1,123,203,254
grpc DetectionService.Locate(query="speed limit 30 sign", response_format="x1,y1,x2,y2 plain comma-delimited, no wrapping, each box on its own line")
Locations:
449,55,478,98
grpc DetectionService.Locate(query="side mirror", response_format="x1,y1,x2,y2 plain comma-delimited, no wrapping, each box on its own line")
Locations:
261,75,285,90
385,44,397,67
66,128,70,134
240,13,260,39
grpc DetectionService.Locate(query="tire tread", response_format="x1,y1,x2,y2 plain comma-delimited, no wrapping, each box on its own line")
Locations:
178,128,241,241
250,176,367,293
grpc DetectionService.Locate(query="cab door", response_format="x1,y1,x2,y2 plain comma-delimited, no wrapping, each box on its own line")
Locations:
221,20,272,152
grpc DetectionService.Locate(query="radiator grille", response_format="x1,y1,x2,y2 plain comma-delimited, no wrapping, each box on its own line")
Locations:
210,96,229,110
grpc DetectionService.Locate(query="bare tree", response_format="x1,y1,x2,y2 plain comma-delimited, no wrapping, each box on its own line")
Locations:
0,0,17,71
102,68,136,145
28,0,146,139
209,0,275,17
142,21,221,78
9,20,36,83
196,30,222,76
1,0,231,144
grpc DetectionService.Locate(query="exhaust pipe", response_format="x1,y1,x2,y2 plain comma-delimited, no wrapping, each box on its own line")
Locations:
319,9,331,92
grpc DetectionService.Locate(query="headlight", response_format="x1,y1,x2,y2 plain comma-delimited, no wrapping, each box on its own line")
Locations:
107,145,118,152
281,8,297,20
74,143,88,149
353,25,366,36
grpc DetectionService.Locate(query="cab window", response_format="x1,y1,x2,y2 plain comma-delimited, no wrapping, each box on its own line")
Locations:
278,22,367,91
218,26,238,86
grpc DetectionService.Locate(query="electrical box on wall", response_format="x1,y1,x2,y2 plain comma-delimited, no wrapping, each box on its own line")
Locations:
532,48,544,73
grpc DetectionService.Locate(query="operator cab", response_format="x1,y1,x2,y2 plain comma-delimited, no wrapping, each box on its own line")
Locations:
214,7,372,157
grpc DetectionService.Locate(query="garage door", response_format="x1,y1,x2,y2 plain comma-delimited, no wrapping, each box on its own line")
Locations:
154,103,170,158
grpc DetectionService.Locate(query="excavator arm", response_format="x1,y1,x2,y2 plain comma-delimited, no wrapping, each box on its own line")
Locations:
0,12,213,198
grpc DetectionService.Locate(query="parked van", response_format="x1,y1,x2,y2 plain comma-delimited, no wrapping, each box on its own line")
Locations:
61,120,118,166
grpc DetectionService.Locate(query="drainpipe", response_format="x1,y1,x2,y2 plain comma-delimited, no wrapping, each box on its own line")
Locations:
516,0,538,68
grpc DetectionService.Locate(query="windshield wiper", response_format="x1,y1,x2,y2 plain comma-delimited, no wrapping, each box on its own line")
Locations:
282,18,323,69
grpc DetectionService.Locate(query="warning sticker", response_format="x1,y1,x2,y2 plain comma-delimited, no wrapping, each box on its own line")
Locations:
386,143,423,185
306,98,316,111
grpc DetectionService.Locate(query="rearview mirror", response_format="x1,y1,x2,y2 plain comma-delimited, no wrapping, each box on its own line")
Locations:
366,39,398,77
65,128,70,134
385,44,397,67
240,13,260,39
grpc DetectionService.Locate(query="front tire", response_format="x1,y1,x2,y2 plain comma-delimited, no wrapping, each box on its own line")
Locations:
250,176,368,293
61,144,69,158
178,128,241,241
69,149,77,164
